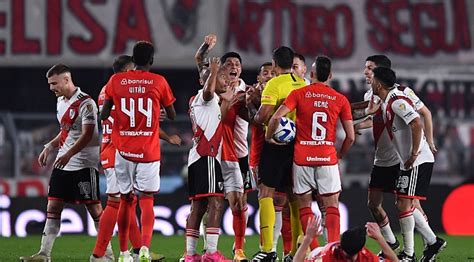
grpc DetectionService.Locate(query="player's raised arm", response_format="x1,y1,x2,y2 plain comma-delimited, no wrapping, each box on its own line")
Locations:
294,216,322,262
203,57,220,101
195,34,216,72
366,223,399,262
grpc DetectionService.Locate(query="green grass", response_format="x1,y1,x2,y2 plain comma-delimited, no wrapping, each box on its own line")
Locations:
1,234,472,261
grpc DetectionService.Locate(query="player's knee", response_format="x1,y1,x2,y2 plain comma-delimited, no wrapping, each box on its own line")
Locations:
46,201,64,215
121,192,135,202
209,198,224,212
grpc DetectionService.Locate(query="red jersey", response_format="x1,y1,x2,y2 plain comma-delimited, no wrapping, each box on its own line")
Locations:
221,101,244,162
98,84,115,169
284,83,352,166
105,70,176,162
305,242,381,262
249,124,264,167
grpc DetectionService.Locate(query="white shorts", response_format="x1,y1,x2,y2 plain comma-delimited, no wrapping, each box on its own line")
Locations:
115,151,161,194
221,160,244,193
104,168,120,196
293,163,341,195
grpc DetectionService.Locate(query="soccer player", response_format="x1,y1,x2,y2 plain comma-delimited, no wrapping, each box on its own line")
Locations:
292,53,310,84
294,216,398,262
251,46,307,261
266,56,354,249
371,67,446,261
92,55,181,261
101,41,177,262
185,57,235,262
20,64,103,262
353,55,445,260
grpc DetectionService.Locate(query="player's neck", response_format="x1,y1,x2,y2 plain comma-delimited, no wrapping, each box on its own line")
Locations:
64,85,78,100
135,65,150,71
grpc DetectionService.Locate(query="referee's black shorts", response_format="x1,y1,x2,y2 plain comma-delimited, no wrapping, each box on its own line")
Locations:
258,142,294,193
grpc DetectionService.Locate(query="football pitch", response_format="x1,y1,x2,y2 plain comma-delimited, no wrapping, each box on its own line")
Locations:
1,234,473,261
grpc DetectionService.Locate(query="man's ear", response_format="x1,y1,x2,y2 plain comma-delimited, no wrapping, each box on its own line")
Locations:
150,57,154,66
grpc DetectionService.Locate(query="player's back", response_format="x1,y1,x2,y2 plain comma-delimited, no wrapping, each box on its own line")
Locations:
285,83,351,166
107,70,175,162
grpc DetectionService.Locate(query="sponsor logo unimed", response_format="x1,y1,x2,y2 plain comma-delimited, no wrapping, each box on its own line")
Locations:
306,156,331,162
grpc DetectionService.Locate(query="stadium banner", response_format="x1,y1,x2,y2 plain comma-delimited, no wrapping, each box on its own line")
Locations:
0,0,473,68
1,184,473,237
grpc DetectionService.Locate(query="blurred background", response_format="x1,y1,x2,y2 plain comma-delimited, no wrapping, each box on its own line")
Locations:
0,0,473,237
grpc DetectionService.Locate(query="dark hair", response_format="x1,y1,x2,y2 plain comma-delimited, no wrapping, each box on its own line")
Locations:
340,227,366,256
46,64,71,78
259,62,273,71
366,55,391,68
373,67,396,88
294,53,305,63
133,41,154,66
272,46,294,69
220,52,242,64
113,55,133,73
314,56,331,82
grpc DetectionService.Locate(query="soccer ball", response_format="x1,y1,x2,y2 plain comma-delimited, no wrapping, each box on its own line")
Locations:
272,117,296,143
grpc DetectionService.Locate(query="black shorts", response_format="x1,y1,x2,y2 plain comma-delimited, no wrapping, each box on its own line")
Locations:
188,156,224,200
396,163,433,200
48,168,100,204
258,142,294,193
368,164,400,193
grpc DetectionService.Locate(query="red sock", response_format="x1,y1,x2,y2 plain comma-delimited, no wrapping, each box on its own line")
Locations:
281,214,292,254
299,207,319,249
129,197,141,249
118,196,134,251
326,206,340,242
232,206,247,250
140,195,155,247
93,200,119,257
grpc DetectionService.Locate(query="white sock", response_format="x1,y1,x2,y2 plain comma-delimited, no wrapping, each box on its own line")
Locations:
272,211,282,252
380,222,397,244
206,227,220,254
39,219,60,256
413,208,436,245
186,228,200,255
201,212,208,250
399,212,415,256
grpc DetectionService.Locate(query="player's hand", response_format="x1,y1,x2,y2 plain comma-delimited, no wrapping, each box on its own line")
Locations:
305,216,323,238
404,153,418,169
220,84,235,102
429,143,437,154
366,96,381,115
38,147,50,167
54,152,72,169
166,134,182,146
265,136,288,146
366,222,384,241
159,108,167,121
209,57,220,73
204,34,217,50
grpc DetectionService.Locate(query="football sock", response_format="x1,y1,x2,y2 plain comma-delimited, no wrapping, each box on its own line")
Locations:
118,196,133,252
139,195,154,248
378,215,397,244
413,208,436,245
201,211,208,251
93,200,119,257
206,227,220,254
281,214,292,255
259,197,275,252
272,207,283,252
39,216,60,256
232,206,246,250
326,206,340,242
289,200,303,256
399,207,415,256
186,228,200,255
129,198,142,249
300,207,319,249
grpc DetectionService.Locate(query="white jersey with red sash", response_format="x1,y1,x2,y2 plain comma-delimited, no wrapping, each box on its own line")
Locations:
56,88,100,171
382,88,434,171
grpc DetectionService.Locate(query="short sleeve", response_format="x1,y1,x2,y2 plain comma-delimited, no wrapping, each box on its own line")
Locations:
392,99,419,124
404,87,424,111
283,90,298,111
80,99,98,125
261,80,278,106
158,76,176,107
339,96,353,120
